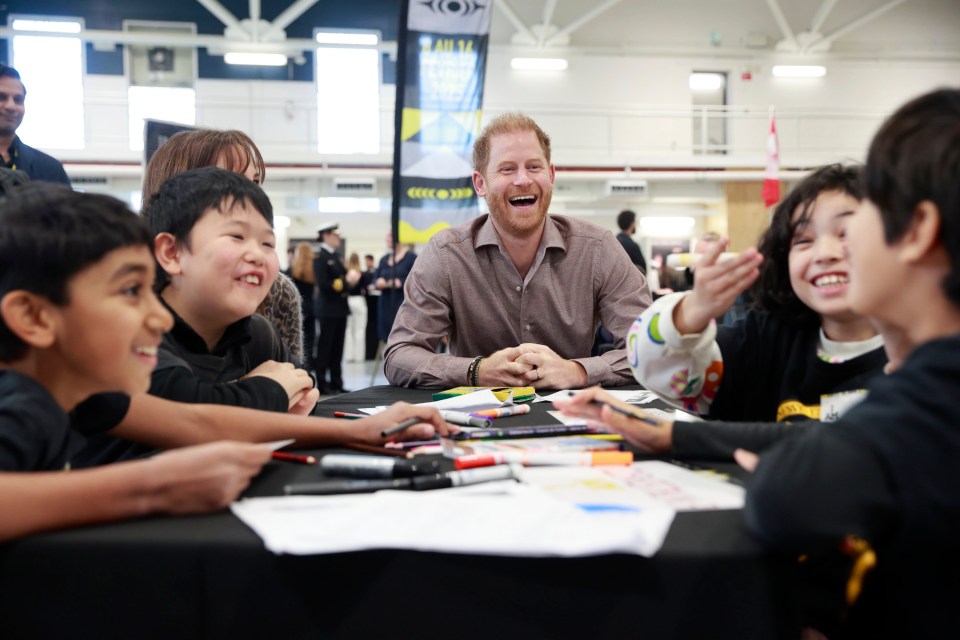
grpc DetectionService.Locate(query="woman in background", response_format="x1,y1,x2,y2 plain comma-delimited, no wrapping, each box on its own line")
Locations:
289,242,317,373
142,129,305,362
344,252,367,363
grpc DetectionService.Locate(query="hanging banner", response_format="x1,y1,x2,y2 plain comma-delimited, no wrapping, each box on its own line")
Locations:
392,0,493,245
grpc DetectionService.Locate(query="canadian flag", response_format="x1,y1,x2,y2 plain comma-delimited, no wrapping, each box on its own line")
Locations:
761,108,780,207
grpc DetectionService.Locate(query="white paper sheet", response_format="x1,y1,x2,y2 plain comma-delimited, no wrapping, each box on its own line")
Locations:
231,481,675,558
520,461,744,512
360,389,508,416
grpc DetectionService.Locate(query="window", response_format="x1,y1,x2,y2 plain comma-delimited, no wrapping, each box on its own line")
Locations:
10,17,85,149
127,86,196,151
316,31,381,154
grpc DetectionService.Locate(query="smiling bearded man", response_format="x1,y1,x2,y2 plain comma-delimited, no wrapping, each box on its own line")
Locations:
383,112,651,390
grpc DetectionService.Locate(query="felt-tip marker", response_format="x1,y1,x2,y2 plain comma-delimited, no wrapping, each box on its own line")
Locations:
271,451,317,465
469,405,532,419
454,451,633,470
411,465,518,490
320,454,440,478
439,410,493,429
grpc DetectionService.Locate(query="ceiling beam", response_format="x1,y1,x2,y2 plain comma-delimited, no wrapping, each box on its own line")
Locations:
804,0,910,52
538,0,557,47
262,0,320,40
765,0,798,50
809,0,838,34
493,0,538,44
547,0,622,46
196,0,250,39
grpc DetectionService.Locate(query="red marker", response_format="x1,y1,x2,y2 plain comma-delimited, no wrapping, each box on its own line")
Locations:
272,451,317,465
334,411,366,419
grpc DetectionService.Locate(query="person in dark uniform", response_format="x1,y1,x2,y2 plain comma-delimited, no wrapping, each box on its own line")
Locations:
313,222,350,394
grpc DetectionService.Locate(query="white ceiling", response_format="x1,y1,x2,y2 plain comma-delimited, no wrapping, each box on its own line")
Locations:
488,0,960,60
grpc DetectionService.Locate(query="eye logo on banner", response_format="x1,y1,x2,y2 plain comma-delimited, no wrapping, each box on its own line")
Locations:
418,0,487,16
392,0,493,245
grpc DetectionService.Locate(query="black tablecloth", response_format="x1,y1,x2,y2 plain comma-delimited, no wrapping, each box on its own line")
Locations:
0,387,800,639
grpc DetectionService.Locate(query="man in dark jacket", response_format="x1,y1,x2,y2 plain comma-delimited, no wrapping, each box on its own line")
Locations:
0,65,70,185
616,209,646,274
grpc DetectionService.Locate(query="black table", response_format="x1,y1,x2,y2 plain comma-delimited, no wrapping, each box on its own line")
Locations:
0,387,800,639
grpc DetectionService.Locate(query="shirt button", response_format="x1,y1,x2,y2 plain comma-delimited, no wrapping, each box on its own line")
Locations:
525,323,532,331
515,285,522,292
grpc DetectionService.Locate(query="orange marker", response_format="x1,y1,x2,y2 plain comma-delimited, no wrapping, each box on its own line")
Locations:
454,451,633,470
470,405,532,419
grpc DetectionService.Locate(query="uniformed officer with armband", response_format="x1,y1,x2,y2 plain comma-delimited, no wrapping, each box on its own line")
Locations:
313,222,351,394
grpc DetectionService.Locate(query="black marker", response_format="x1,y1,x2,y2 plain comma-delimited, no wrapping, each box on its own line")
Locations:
448,424,593,441
283,478,413,495
320,454,440,478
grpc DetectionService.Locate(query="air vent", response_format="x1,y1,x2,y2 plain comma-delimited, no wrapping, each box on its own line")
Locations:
605,180,648,198
333,178,376,193
70,176,109,185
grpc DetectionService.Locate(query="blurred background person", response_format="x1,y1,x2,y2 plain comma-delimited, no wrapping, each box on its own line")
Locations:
615,209,647,274
313,222,350,394
344,252,367,363
288,242,317,374
363,253,379,361
375,231,416,346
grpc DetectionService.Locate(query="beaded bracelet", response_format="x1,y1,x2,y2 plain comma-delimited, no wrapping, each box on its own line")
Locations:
468,355,485,386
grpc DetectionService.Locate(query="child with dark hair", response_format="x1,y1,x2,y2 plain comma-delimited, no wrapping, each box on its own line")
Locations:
558,88,960,637
0,183,270,539
142,166,315,413
75,167,450,465
629,164,886,422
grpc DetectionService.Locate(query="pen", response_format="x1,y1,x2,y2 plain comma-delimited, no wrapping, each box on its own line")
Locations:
590,400,662,427
271,451,317,465
454,451,633,470
284,478,413,495
345,442,414,459
566,391,662,427
439,410,493,429
381,416,421,437
334,411,366,419
469,405,532,419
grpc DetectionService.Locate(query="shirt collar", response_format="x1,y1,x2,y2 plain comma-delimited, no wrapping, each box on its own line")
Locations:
474,213,567,255
320,242,336,254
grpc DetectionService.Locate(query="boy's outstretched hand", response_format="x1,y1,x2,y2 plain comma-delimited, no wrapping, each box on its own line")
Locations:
674,237,764,335
553,386,673,453
146,441,272,513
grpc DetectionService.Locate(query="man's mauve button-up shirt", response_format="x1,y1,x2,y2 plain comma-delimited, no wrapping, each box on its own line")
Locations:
383,214,651,388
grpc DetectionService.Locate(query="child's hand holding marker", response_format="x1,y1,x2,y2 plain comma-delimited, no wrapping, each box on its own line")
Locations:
553,387,673,454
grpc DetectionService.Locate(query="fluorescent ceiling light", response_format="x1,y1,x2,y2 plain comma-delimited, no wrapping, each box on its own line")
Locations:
316,32,379,46
772,65,826,78
639,216,696,235
317,197,382,214
274,215,292,230
511,57,568,71
12,19,81,33
224,52,287,66
689,73,725,91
